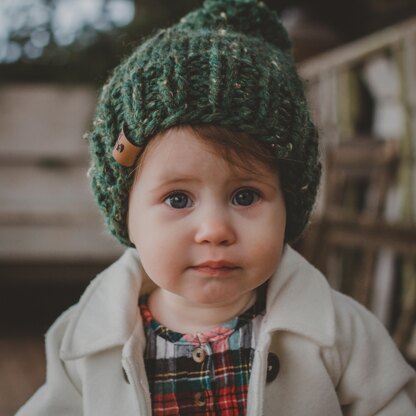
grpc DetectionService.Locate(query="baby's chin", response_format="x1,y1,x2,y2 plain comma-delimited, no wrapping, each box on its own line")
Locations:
180,286,256,309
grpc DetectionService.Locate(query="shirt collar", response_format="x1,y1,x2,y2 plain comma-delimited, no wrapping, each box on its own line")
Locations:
60,245,335,360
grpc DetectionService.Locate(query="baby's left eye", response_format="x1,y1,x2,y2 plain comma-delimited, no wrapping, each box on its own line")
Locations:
164,192,193,209
232,189,261,206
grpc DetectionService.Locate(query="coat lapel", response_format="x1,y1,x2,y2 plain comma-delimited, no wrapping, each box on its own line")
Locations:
263,245,336,348
60,248,155,360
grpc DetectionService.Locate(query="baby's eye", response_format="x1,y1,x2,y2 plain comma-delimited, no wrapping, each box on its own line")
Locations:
164,192,193,209
232,189,261,206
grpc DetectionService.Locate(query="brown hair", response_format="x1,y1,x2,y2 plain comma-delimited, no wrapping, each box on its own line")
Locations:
132,123,281,179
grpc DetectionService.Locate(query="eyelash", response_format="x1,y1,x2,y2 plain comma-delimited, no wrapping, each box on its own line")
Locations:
163,188,262,209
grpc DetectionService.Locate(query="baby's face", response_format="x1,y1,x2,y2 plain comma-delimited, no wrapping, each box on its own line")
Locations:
128,127,286,307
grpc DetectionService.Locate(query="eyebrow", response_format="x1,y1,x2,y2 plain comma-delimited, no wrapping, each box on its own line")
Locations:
149,172,278,192
232,176,278,191
148,175,200,192
156,175,200,185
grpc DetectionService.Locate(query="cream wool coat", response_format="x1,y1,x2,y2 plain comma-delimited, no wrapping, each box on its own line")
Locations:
17,246,416,416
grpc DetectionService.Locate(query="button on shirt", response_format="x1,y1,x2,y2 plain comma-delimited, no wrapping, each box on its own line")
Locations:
139,285,266,415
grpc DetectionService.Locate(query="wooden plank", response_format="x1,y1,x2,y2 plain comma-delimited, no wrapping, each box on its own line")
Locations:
0,224,124,263
322,215,416,255
0,85,96,159
0,165,98,221
299,16,416,79
0,261,110,284
0,163,125,263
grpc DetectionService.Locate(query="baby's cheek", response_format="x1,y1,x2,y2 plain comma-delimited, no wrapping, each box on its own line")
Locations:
145,235,182,273
254,237,283,270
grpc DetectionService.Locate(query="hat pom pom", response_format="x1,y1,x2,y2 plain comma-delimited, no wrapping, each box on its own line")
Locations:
177,0,290,50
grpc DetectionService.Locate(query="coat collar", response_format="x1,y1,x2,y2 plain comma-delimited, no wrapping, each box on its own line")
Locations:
60,249,154,360
263,245,335,347
60,245,335,360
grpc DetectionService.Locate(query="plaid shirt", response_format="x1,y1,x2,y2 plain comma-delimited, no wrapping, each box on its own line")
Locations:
139,285,266,415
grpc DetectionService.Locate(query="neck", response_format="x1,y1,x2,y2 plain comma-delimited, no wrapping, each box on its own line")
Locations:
148,289,256,334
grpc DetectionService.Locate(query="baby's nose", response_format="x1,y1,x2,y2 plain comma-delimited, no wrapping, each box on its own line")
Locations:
194,211,236,246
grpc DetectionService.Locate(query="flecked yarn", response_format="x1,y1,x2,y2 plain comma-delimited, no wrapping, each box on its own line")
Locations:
87,0,321,246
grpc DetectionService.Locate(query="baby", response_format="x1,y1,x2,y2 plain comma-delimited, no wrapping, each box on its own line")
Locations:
17,0,415,415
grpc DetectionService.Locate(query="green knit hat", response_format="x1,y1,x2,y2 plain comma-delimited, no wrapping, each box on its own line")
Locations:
87,0,321,247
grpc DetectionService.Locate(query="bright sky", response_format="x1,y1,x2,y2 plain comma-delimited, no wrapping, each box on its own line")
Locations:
0,0,135,62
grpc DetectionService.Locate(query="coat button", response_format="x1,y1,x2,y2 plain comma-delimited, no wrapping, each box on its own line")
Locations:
194,392,206,407
192,347,206,363
266,352,280,383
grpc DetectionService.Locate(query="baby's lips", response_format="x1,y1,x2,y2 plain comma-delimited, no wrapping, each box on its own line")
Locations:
193,260,239,269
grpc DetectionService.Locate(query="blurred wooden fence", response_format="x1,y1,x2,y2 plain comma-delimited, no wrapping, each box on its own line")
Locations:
0,85,123,266
299,16,416,362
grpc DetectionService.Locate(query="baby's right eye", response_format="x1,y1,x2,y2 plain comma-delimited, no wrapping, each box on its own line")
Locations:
164,192,193,209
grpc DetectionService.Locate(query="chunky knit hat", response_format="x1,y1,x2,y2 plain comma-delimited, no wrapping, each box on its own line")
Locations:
87,0,321,246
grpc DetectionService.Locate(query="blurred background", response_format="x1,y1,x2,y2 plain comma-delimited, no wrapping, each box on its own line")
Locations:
0,0,415,414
